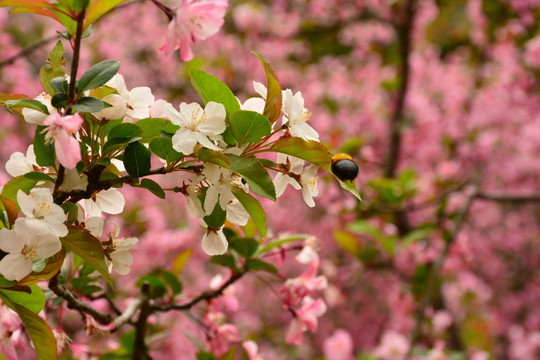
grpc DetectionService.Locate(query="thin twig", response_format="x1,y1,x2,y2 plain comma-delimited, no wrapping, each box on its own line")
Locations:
476,192,540,203
0,34,60,68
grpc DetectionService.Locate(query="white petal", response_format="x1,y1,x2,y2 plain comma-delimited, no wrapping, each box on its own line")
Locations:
5,151,33,177
86,217,104,238
302,187,316,208
172,129,198,154
226,199,249,226
0,228,22,253
0,253,32,280
253,81,267,99
202,230,228,255
241,98,265,113
96,189,125,215
93,94,127,120
34,234,62,259
83,199,103,217
204,185,220,215
290,122,319,142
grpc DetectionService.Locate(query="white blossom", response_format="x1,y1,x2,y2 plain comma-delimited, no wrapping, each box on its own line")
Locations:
108,237,139,275
5,145,37,177
83,188,125,217
202,163,246,215
281,89,319,141
299,165,319,208
201,227,228,255
0,219,62,280
17,189,68,237
169,101,226,154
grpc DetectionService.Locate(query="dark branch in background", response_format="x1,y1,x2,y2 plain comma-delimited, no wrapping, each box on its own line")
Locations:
0,34,60,68
153,271,245,312
476,192,540,203
49,274,113,324
133,283,152,360
382,0,417,236
408,177,481,352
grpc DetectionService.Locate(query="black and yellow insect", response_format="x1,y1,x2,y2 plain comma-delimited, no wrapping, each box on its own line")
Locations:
331,153,359,181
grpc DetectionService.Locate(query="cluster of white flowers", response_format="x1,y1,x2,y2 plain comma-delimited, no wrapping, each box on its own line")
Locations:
10,74,321,261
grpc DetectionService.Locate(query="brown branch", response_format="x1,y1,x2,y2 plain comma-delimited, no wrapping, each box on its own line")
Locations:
383,0,417,179
133,283,152,360
152,271,245,312
0,34,61,68
48,274,113,325
476,192,540,203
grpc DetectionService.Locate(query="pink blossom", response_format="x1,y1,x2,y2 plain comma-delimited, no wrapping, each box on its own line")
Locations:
323,329,354,360
160,0,228,62
243,340,264,360
285,296,327,345
43,112,83,169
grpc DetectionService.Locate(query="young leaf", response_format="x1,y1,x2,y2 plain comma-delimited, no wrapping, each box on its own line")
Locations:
71,96,105,112
0,293,57,360
123,141,151,178
109,123,143,139
245,259,278,273
1,175,38,208
0,195,17,227
252,52,282,123
258,234,309,254
209,254,237,271
203,202,226,229
85,0,131,29
229,110,271,146
228,237,259,259
0,93,29,114
60,228,112,286
160,270,183,295
270,137,331,168
149,137,182,163
233,189,266,236
197,148,232,170
77,60,120,93
172,249,192,276
2,99,49,114
0,284,45,314
190,68,240,116
138,178,166,199
33,125,56,167
39,40,65,95
228,155,276,201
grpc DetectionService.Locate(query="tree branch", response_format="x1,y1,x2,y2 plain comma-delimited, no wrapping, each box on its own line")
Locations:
0,34,60,68
153,272,245,312
476,192,540,203
133,283,152,360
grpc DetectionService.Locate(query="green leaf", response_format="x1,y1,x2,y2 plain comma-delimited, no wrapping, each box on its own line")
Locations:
39,40,66,95
228,237,259,259
33,125,56,167
71,96,104,112
18,250,65,286
229,110,271,146
138,178,166,199
0,274,16,288
1,175,37,208
85,0,131,28
51,92,69,109
0,195,17,227
123,141,151,178
60,227,113,287
136,275,167,299
0,284,45,314
77,60,120,92
270,137,331,168
258,234,310,254
0,292,57,360
245,259,278,273
209,255,237,270
190,68,240,116
252,52,282,123
412,264,430,300
62,201,79,224
160,270,183,295
228,155,276,201
196,352,217,360
2,99,49,114
24,172,55,183
149,137,182,163
401,226,435,249
108,123,143,139
136,118,179,139
102,136,140,155
219,347,237,360
203,202,226,229
233,189,266,236
197,148,232,170
50,76,68,94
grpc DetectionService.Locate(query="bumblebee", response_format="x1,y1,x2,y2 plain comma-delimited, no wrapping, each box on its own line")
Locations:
331,153,359,181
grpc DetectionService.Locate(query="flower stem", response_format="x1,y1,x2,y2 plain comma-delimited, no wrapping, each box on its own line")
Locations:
65,6,87,116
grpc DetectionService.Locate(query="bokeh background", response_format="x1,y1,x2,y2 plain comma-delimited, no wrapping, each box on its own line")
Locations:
3,0,540,359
